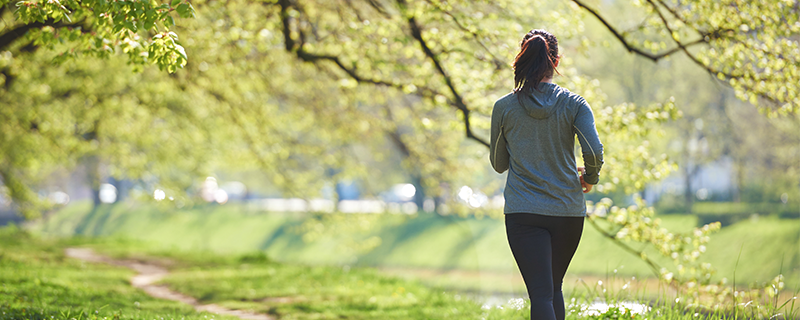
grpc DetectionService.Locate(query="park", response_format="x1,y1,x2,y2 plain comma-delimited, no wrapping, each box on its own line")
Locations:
1,0,799,319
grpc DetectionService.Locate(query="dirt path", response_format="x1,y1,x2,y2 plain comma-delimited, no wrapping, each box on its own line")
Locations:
65,248,275,320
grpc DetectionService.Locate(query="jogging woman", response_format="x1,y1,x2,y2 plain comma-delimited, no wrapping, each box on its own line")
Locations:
489,29,604,320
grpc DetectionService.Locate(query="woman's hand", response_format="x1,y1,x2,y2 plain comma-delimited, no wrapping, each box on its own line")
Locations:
577,167,592,193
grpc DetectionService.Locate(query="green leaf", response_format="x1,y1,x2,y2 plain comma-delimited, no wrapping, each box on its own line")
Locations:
174,44,186,60
170,0,180,7
175,3,187,16
123,21,136,32
175,3,195,18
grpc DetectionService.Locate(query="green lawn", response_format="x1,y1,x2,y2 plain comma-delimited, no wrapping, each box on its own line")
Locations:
156,253,505,319
32,201,800,292
4,224,796,319
0,226,239,320
1,225,529,320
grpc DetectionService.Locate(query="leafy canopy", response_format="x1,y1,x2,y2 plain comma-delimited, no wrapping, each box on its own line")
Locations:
2,0,195,72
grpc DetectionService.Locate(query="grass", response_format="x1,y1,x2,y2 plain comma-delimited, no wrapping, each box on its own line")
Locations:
0,225,238,320
690,202,799,217
1,225,530,320
157,254,502,319
3,225,798,319
32,201,800,293
703,215,800,289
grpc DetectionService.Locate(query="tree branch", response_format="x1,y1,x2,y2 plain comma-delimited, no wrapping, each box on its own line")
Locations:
0,67,15,90
0,19,89,52
643,0,741,80
406,15,489,147
279,0,406,88
0,4,9,19
278,0,489,147
0,23,44,52
570,0,705,62
364,0,392,18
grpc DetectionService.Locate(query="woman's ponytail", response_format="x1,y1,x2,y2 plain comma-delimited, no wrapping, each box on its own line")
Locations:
513,30,559,101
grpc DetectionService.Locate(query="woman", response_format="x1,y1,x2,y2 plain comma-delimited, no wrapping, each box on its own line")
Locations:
489,29,604,320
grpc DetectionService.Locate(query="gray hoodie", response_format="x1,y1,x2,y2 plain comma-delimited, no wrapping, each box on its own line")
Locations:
490,82,603,217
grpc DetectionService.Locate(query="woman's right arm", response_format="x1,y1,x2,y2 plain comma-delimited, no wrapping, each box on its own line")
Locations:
573,100,604,184
490,101,510,173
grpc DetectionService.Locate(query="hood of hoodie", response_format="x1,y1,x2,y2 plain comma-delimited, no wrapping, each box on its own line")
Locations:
520,83,563,119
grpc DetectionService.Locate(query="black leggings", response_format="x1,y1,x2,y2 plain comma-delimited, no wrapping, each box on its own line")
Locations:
505,213,584,320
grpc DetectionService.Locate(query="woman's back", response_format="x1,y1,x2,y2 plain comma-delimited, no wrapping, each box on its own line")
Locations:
490,82,603,217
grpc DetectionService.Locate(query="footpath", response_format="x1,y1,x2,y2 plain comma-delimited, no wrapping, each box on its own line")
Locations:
65,248,275,320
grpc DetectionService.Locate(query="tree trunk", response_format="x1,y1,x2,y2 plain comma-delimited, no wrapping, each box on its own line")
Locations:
683,165,693,214
109,177,126,203
733,158,745,203
411,174,425,212
85,155,101,207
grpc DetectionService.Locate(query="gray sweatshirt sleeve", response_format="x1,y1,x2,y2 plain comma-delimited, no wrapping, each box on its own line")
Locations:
490,101,509,173
573,100,604,184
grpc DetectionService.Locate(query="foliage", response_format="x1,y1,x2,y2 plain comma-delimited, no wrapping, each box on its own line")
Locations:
0,53,216,218
2,0,195,71
0,0,796,206
2,0,794,207
572,8,800,212
571,0,800,115
585,306,637,320
0,0,695,209
568,271,799,319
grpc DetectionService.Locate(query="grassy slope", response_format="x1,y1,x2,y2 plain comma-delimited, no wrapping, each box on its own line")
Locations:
0,226,238,320
6,223,794,319
703,215,800,288
0,225,531,320
33,202,800,291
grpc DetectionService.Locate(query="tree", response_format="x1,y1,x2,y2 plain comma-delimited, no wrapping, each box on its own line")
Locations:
5,0,796,203
1,0,201,215
0,50,217,217
1,0,797,305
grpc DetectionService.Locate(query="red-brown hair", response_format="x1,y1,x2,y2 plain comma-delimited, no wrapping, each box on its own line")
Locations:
513,30,559,101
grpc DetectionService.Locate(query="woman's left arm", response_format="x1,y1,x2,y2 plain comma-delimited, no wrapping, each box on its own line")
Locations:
490,102,510,173
573,99,604,184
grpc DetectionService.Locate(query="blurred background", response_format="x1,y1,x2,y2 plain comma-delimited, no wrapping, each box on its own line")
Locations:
1,0,798,317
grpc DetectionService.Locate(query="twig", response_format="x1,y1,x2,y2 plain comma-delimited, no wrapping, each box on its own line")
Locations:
424,0,505,69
